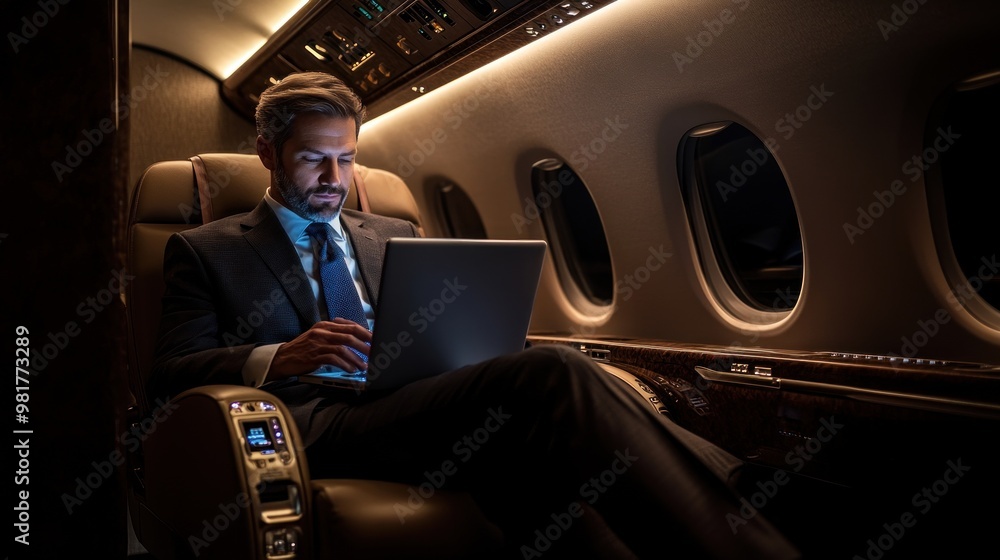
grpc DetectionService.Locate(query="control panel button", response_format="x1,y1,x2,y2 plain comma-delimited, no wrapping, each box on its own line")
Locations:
396,36,417,55
265,528,300,558
560,3,581,16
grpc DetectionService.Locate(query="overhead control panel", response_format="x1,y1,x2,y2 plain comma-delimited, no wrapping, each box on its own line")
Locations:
223,0,618,119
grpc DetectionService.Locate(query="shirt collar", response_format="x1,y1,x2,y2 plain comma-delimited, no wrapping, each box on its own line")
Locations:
264,187,347,243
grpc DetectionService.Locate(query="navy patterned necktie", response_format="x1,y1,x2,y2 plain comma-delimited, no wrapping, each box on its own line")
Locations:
305,222,368,329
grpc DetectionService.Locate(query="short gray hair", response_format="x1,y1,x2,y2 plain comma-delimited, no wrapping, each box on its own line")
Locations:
255,71,366,155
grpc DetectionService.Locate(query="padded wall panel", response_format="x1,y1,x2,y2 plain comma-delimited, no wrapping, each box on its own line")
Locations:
354,0,1000,364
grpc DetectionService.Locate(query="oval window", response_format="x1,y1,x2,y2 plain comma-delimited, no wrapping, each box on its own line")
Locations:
926,70,1000,320
432,180,487,239
679,121,803,321
531,158,613,309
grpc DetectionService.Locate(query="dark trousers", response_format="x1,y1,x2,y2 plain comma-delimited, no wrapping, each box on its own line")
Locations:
305,345,800,559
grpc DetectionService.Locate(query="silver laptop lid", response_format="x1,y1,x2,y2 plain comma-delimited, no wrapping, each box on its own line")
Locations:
302,238,547,392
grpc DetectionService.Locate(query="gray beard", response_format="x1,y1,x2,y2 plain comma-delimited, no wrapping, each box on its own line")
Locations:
273,162,347,222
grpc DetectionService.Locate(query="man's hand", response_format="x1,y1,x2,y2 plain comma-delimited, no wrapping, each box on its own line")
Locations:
269,318,372,378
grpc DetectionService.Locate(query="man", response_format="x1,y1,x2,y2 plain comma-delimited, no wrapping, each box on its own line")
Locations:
151,71,799,559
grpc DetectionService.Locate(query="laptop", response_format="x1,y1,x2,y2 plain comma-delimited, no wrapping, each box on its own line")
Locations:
298,237,547,392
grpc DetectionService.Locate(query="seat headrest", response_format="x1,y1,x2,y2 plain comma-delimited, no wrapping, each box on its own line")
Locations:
189,153,422,228
190,153,270,224
130,160,202,225
131,153,423,229
351,166,423,229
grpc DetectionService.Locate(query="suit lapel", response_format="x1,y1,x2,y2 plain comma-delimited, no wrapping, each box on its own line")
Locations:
341,210,386,306
241,201,320,325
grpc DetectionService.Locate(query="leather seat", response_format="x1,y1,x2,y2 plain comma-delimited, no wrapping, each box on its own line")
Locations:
124,153,503,559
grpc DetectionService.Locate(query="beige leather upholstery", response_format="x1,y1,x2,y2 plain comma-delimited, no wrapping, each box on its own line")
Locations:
125,153,500,559
126,160,201,414
125,155,425,415
188,153,422,228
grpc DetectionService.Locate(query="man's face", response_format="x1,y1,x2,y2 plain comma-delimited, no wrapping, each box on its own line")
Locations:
268,112,358,222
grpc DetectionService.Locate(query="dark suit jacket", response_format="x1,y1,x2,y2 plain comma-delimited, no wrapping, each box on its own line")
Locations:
151,200,419,443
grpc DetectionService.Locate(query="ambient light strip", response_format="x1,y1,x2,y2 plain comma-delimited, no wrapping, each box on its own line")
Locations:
219,0,311,79
362,0,633,133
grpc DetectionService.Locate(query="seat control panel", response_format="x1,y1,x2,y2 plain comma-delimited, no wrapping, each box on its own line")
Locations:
229,399,307,558
231,401,295,466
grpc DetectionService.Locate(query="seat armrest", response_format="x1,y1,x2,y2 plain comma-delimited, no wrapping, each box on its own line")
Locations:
137,385,313,560
132,386,506,559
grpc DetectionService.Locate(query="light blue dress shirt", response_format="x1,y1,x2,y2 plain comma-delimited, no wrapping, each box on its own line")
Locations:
241,188,374,386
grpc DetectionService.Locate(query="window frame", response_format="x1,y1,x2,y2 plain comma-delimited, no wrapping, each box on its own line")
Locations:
923,69,1000,330
430,178,488,239
530,157,615,315
678,121,805,325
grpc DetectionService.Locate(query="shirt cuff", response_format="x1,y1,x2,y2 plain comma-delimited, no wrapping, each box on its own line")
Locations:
242,344,281,387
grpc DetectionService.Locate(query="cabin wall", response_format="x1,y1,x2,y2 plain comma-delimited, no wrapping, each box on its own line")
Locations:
128,47,255,191
8,0,130,557
355,0,1000,364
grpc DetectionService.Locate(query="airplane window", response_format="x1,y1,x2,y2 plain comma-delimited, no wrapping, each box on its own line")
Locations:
531,158,613,308
432,180,487,239
679,122,803,320
926,70,1000,316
